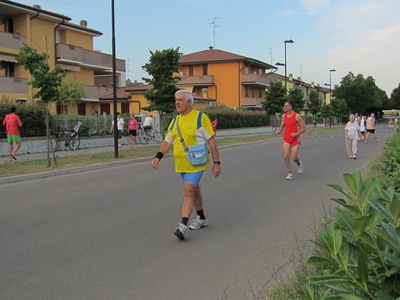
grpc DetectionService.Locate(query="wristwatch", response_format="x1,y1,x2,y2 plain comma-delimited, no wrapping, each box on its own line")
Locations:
213,161,221,165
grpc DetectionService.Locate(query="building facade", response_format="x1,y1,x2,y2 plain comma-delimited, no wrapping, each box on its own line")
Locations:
0,0,126,115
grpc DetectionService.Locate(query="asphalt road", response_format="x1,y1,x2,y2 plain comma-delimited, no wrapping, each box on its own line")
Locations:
0,125,389,300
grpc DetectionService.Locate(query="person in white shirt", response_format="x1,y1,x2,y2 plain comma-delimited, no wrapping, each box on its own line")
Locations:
143,115,155,136
344,114,361,159
110,112,124,148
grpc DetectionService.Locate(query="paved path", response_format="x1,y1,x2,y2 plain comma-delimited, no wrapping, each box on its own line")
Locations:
0,124,390,300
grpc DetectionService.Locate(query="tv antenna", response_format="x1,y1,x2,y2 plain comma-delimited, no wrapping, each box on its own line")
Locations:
127,59,131,80
209,17,222,49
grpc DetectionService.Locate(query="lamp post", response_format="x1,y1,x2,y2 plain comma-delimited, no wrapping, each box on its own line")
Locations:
111,0,118,158
275,39,294,93
324,69,336,128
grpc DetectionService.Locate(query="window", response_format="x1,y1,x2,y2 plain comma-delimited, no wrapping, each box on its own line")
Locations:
189,65,194,76
78,103,86,115
203,64,208,75
121,103,129,114
245,87,248,97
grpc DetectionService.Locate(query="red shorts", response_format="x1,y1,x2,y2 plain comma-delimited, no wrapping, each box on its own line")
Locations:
284,136,299,147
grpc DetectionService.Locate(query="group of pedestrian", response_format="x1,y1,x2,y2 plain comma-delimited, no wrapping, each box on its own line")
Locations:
344,112,381,160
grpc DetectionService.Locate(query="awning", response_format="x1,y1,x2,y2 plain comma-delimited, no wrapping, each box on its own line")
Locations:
60,64,81,71
0,53,16,62
179,86,194,92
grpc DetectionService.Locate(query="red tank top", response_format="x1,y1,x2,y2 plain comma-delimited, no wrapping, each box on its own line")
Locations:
283,112,298,139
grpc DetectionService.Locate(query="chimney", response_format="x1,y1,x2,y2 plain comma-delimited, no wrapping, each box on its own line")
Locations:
33,4,41,9
289,73,293,80
311,81,315,87
80,20,87,27
209,46,214,50
297,77,301,80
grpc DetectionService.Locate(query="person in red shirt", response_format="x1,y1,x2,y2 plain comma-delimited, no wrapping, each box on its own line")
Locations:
275,101,307,180
2,106,23,161
211,119,218,136
128,114,138,148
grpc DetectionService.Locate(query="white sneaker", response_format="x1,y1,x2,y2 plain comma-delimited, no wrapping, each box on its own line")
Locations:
349,155,353,159
189,216,208,230
297,160,303,174
174,223,187,240
286,173,294,180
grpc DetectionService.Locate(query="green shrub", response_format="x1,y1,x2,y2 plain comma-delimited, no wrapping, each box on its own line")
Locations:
299,171,400,299
382,131,400,190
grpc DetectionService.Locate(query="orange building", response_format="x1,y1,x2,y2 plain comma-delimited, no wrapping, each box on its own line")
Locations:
177,47,277,109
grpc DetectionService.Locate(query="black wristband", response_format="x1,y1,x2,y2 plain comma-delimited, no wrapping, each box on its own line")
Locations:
155,152,164,160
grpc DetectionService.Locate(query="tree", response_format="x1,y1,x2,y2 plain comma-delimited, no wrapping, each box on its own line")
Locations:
261,80,286,116
320,102,333,127
333,72,380,114
16,44,66,167
390,84,400,108
57,77,84,106
287,87,305,113
141,47,182,132
331,98,348,118
308,89,321,117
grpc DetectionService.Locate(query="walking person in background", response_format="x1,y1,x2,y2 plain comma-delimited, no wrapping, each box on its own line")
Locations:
345,114,361,159
275,100,307,180
388,118,394,134
128,114,138,147
211,118,218,136
109,112,124,148
359,115,367,140
151,90,221,241
2,106,23,161
365,113,378,142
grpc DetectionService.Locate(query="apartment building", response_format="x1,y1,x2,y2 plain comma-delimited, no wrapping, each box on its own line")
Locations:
0,0,126,115
177,47,277,109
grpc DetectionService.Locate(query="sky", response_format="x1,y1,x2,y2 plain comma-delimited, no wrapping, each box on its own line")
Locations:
18,0,400,97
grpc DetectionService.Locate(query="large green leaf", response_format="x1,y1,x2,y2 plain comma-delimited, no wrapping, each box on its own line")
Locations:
367,199,393,223
302,284,315,300
338,238,349,269
307,256,337,266
343,173,358,195
354,215,374,237
330,198,362,215
356,244,369,285
374,290,396,300
339,295,369,300
388,200,400,226
309,275,351,285
327,184,352,200
372,228,399,250
376,219,400,248
380,251,400,268
326,222,343,256
335,207,355,234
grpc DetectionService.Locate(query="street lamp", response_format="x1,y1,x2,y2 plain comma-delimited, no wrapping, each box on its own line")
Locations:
326,69,336,128
111,0,118,158
282,39,294,93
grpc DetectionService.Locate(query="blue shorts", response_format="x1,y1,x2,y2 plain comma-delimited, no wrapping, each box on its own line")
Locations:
180,171,204,185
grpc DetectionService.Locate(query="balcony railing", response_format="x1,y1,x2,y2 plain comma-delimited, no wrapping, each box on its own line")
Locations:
241,97,264,107
0,31,26,52
56,44,125,72
0,76,28,93
84,85,114,100
241,74,270,87
178,75,214,86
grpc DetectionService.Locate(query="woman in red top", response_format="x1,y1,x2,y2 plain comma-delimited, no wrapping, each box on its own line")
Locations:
128,114,138,147
2,106,23,161
275,101,307,180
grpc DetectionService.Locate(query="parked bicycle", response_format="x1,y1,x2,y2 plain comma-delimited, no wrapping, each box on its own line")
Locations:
54,122,81,151
138,126,162,144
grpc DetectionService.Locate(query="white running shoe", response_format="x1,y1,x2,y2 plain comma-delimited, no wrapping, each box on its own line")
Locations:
189,216,208,230
286,173,294,180
297,160,303,174
349,155,353,159
174,223,187,240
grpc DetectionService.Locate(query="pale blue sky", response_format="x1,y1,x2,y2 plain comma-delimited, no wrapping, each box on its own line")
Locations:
20,0,400,97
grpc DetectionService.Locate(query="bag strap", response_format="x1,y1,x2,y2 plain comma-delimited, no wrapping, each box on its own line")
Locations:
176,116,188,152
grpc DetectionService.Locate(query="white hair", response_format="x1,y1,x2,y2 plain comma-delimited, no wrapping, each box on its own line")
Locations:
175,89,194,106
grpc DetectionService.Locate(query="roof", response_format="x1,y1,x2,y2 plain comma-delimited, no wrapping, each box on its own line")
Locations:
179,49,277,70
99,87,134,100
61,21,102,36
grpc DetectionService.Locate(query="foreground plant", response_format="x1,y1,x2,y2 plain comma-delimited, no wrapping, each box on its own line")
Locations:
300,171,400,299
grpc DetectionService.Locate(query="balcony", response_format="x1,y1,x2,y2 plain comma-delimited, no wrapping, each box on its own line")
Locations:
84,85,114,100
56,44,125,73
241,97,264,107
241,74,270,87
0,76,28,93
178,75,214,86
0,31,26,52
